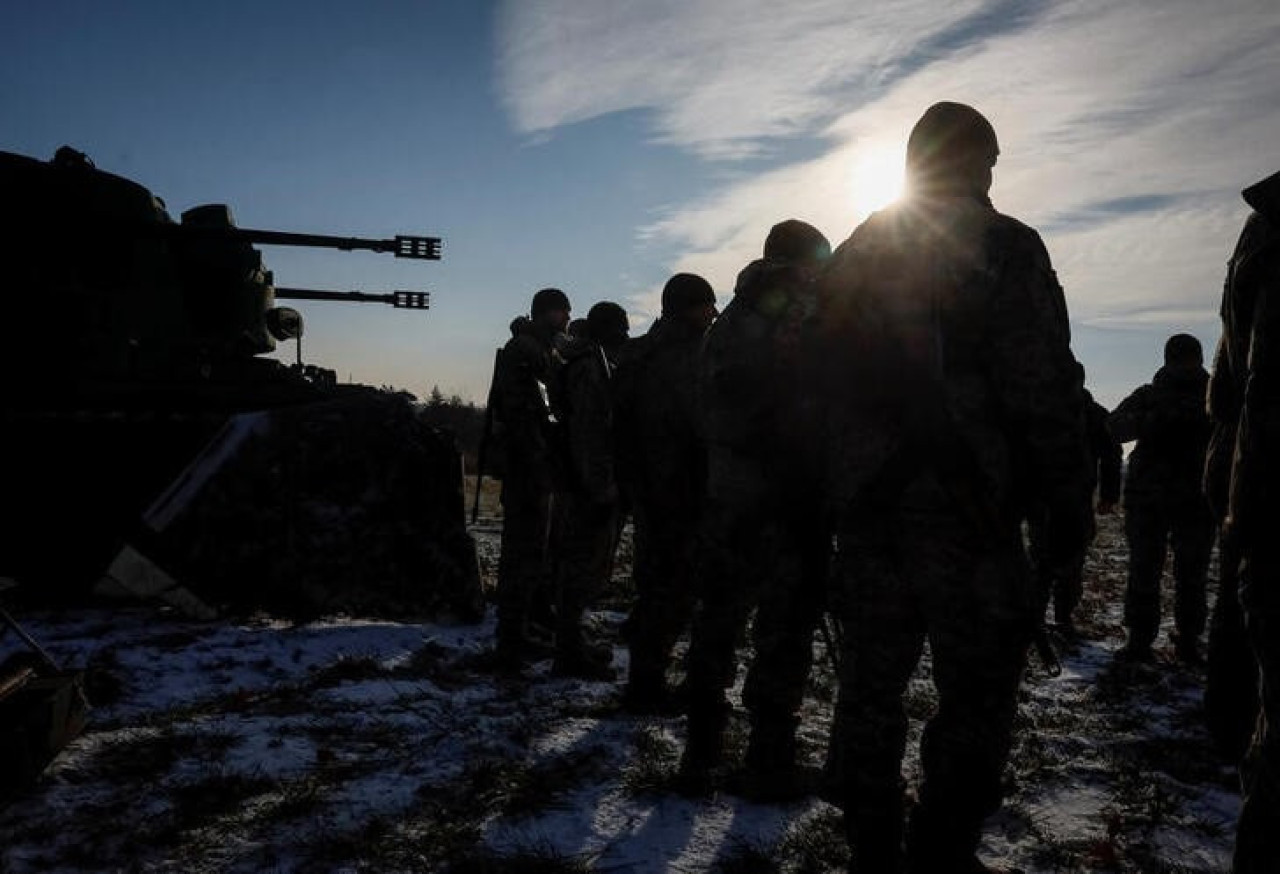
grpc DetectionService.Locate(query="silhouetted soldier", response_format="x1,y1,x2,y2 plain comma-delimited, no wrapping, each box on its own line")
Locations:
676,220,832,798
491,288,571,672
615,273,717,713
1027,367,1122,635
1203,170,1280,874
816,102,1089,873
1109,333,1214,663
549,302,630,680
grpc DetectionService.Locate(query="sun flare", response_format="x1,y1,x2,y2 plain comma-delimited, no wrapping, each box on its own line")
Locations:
850,143,906,219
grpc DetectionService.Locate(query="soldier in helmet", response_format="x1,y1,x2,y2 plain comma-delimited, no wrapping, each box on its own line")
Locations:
1203,169,1280,874
1109,333,1214,663
614,273,717,713
676,219,832,797
816,102,1089,872
549,301,630,680
490,287,572,672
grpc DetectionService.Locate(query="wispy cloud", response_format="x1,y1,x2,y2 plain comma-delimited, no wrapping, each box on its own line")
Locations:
498,0,1280,339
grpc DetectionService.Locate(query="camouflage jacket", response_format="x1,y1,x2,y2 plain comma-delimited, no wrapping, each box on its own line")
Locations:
493,316,563,492
699,257,817,468
1206,171,1280,537
1109,364,1210,506
555,337,619,506
613,317,706,511
814,193,1089,524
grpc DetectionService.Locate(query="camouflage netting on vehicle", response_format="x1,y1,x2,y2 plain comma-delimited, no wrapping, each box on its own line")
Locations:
140,390,483,622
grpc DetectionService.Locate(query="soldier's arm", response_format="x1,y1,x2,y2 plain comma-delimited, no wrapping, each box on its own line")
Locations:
1106,386,1151,445
496,338,550,461
984,224,1090,507
1090,401,1123,507
565,357,617,505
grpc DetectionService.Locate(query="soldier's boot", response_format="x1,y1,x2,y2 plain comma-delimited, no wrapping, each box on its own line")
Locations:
621,661,682,716
905,802,999,874
730,716,816,802
1171,629,1203,665
1117,625,1156,662
675,698,729,796
846,802,906,873
552,623,615,681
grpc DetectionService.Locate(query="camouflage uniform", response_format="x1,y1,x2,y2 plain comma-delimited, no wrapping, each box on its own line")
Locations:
816,102,1089,873
1109,350,1214,657
1204,171,1280,874
493,315,564,659
550,321,624,676
682,236,830,781
615,316,707,704
1027,391,1122,627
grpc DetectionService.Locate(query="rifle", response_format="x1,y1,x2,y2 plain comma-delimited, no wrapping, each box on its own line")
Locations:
472,347,504,525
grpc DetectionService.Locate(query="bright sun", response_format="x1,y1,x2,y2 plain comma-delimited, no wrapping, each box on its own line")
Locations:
850,143,906,219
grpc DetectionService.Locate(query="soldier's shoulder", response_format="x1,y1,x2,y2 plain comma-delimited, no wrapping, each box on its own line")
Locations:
988,211,1051,257
502,330,547,366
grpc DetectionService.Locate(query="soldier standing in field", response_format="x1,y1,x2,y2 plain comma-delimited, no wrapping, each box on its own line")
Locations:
1203,170,1280,874
676,219,832,798
490,287,572,673
1027,366,1122,636
549,301,630,680
1109,333,1214,663
817,102,1090,873
614,273,717,714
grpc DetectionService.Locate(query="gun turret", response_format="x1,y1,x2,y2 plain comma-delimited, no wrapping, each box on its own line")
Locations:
0,147,444,386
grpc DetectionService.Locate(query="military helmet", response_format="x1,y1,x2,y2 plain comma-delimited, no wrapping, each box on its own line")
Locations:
1164,333,1203,367
764,219,831,264
586,301,630,346
660,273,715,315
531,287,571,318
906,102,999,180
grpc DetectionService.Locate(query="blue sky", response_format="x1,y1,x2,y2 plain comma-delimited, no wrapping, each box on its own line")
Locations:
4,0,1278,407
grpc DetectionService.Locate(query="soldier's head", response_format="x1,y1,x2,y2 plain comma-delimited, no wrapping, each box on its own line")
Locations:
661,273,718,333
905,102,999,199
1164,333,1204,369
530,287,571,333
566,318,590,339
764,220,831,276
586,301,630,351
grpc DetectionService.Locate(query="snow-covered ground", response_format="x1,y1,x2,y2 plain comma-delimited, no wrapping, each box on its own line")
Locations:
0,511,1240,873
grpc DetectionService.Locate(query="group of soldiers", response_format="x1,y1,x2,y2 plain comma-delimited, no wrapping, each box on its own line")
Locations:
483,101,1278,874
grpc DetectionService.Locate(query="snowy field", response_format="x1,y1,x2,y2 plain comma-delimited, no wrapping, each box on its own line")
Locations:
0,510,1241,873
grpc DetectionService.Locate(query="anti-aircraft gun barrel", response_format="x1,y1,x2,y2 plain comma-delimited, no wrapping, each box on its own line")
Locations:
166,224,442,260
274,288,431,310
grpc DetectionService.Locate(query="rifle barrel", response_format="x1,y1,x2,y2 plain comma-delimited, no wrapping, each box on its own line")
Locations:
166,224,442,260
274,288,430,310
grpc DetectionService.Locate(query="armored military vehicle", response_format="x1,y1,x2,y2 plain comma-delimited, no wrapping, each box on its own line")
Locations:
0,146,482,621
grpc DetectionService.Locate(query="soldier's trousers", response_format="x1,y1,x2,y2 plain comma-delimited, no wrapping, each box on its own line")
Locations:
1123,496,1215,648
1233,546,1280,874
625,500,700,693
551,493,618,653
1206,529,1258,762
683,487,827,762
1026,507,1094,623
496,478,553,648
831,496,1029,867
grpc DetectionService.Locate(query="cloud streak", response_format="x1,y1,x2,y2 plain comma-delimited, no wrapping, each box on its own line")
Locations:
497,0,1280,351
